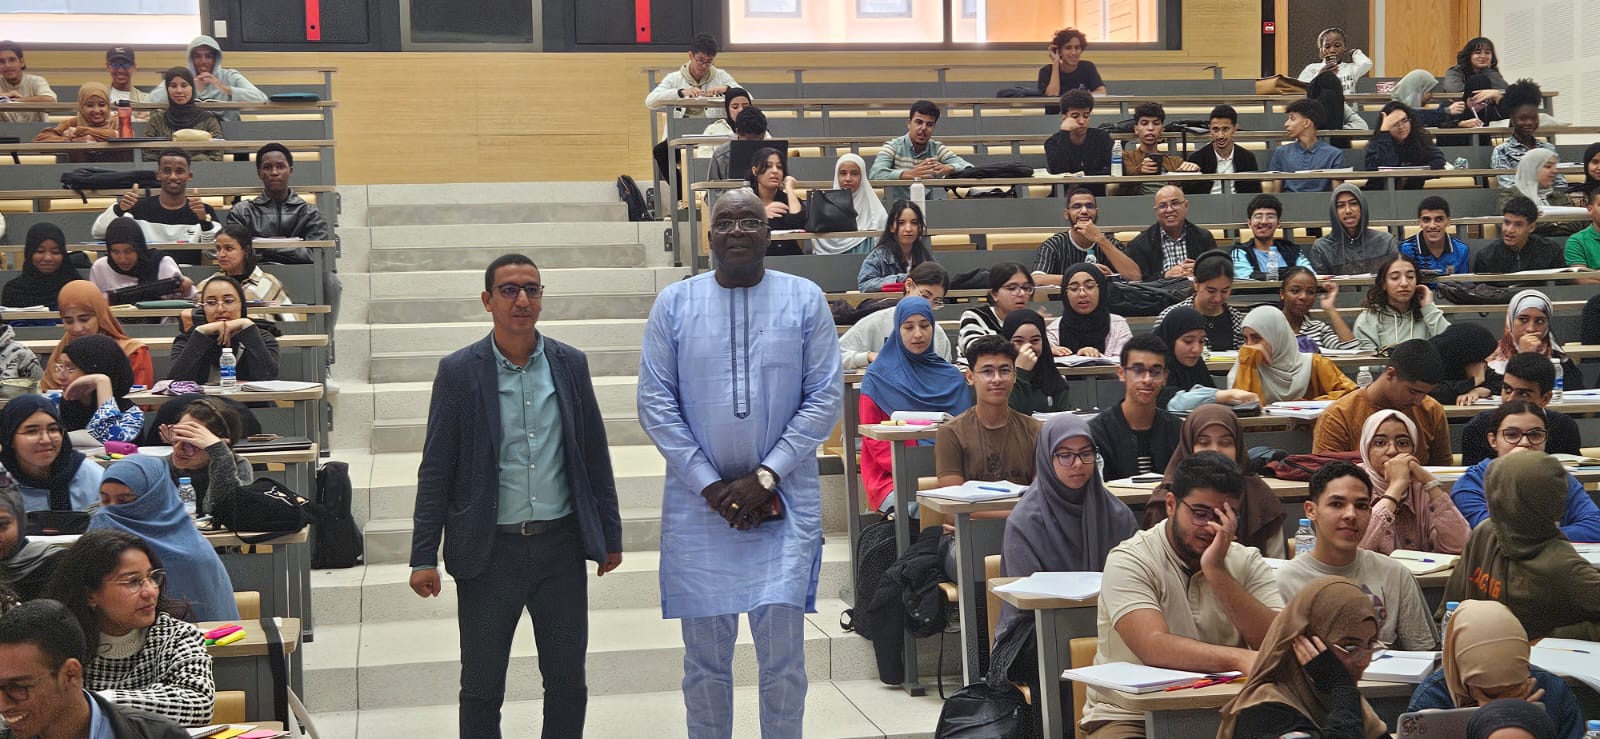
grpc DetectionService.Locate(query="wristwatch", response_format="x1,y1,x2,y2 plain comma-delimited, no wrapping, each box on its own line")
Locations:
756,466,778,491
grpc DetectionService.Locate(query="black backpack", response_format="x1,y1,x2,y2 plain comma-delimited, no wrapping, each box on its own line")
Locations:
840,517,906,684
311,462,364,569
616,175,654,222
214,477,318,542
60,167,159,203
1107,277,1193,317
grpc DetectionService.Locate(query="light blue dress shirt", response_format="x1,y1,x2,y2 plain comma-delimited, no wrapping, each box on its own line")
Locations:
1269,138,1347,192
493,337,572,524
87,691,115,739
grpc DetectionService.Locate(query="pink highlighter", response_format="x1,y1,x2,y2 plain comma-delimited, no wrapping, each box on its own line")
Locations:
203,624,242,641
104,441,139,456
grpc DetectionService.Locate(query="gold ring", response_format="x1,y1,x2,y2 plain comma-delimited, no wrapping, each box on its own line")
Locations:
729,503,741,511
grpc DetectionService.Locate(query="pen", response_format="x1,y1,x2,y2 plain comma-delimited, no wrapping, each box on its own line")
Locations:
976,485,1012,493
1391,555,1435,563
1537,647,1591,654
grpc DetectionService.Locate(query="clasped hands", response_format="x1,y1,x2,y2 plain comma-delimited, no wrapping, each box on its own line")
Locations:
700,471,777,531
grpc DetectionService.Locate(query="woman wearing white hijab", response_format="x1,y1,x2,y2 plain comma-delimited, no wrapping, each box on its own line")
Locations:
1503,148,1582,237
812,153,888,255
1229,306,1357,404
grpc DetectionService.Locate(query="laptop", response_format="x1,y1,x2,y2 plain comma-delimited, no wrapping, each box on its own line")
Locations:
235,435,315,453
1395,707,1479,738
727,139,789,184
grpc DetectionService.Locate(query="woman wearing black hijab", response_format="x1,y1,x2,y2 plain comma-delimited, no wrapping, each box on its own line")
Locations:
1428,322,1502,407
55,334,143,443
88,217,193,301
1000,308,1071,414
0,395,104,512
1050,263,1132,359
1577,141,1600,205
3,222,82,311
144,67,222,160
0,485,63,600
1153,307,1260,412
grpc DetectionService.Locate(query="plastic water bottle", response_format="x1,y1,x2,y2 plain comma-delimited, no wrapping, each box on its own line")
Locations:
177,477,197,517
219,347,237,389
1356,366,1374,387
1266,249,1282,278
1440,601,1459,635
1583,720,1600,739
1551,357,1564,403
116,100,134,138
1083,249,1098,266
909,178,926,208
1111,144,1123,173
1201,338,1212,362
1294,518,1315,558
1452,156,1469,171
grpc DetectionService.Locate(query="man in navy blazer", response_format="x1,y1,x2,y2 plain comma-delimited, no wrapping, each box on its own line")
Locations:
409,253,622,738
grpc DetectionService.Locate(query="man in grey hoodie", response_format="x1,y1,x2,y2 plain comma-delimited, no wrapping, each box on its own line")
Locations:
0,323,42,381
1308,184,1399,276
146,36,266,121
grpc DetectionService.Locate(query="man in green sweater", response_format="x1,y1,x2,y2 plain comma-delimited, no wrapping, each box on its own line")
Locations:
1562,195,1600,284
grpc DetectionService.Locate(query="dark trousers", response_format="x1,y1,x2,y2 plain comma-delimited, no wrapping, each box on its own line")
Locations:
456,517,589,738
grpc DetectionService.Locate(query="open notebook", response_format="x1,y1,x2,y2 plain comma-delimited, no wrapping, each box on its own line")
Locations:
1362,650,1440,683
992,572,1101,600
1388,550,1458,575
1061,662,1240,694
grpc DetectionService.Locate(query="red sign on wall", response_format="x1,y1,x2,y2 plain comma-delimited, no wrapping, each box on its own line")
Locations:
1263,21,1277,34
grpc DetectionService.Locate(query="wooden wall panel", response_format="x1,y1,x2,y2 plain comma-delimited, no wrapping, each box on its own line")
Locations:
22,0,1258,185
1384,0,1477,77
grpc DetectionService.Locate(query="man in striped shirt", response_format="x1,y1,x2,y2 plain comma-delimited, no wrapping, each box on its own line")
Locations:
869,100,973,205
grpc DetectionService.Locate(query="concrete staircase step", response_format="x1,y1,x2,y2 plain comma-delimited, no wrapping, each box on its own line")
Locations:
365,266,684,299
369,414,646,454
362,506,665,563
370,346,639,383
366,202,627,227
367,293,657,324
364,319,647,351
302,598,957,711
368,243,648,271
352,375,637,421
364,182,620,206
308,679,946,738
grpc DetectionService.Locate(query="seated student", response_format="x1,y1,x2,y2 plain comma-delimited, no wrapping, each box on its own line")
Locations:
1046,264,1131,359
1216,577,1387,739
706,106,769,211
168,276,281,384
1576,142,1600,206
1491,287,1580,383
1505,149,1584,238
1153,307,1259,412
993,414,1135,688
91,148,219,257
1409,599,1585,739
46,529,219,727
646,33,738,189
0,41,56,124
136,392,261,448
1474,196,1566,274
147,35,267,116
1144,404,1286,558
1126,186,1218,280
1400,195,1473,277
224,143,335,261
745,147,805,244
1037,28,1107,96
1563,187,1600,271
1313,339,1453,465
1352,254,1450,351
957,263,1033,359
1154,251,1244,350
1309,184,1399,276
859,297,972,513
3,222,83,312
1442,37,1507,98
155,397,252,517
935,336,1040,488
0,396,104,512
1082,452,1284,738
700,86,751,138
857,201,935,293
1267,99,1347,194
1182,105,1261,196
1490,79,1566,193
0,319,41,382
1364,102,1447,190
104,46,148,109
32,82,117,155
1087,334,1181,480
1443,450,1600,641
1429,323,1503,406
1295,28,1373,130
1448,401,1600,543
999,309,1071,414
54,335,143,444
0,600,194,738
812,153,887,256
1357,411,1470,555
1280,463,1438,650
1467,699,1562,739
1117,103,1192,197
41,280,154,391
1461,352,1581,465
869,100,972,205
0,487,64,601
197,224,293,322
1390,68,1454,129
839,262,952,369
1279,267,1361,351
87,459,239,622
1231,194,1311,280
1044,90,1114,196
1031,187,1140,283
143,69,222,162
89,218,195,300
1230,306,1357,404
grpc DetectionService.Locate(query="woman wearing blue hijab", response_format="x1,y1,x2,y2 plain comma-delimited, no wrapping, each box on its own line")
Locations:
89,454,238,621
859,296,972,513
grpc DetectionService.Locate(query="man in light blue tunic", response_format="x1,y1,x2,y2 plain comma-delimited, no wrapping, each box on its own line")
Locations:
638,189,842,738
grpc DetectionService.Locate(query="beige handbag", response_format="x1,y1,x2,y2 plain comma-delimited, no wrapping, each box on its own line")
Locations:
1255,75,1309,95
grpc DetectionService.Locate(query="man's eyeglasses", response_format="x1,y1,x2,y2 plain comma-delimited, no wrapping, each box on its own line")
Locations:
109,63,133,70
202,297,239,308
1156,200,1188,212
1123,365,1166,380
976,367,1015,381
1178,498,1219,524
0,675,49,704
711,218,769,234
690,55,716,66
109,569,165,595
1495,427,1547,445
1052,448,1098,467
494,283,544,301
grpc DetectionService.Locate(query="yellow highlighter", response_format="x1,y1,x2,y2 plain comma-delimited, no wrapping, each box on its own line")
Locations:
213,630,247,646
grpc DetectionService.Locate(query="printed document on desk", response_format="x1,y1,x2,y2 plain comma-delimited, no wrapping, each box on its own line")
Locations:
1363,650,1440,683
992,571,1102,600
1388,550,1458,575
1061,662,1239,693
919,480,1025,503
241,380,321,392
1530,639,1600,692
